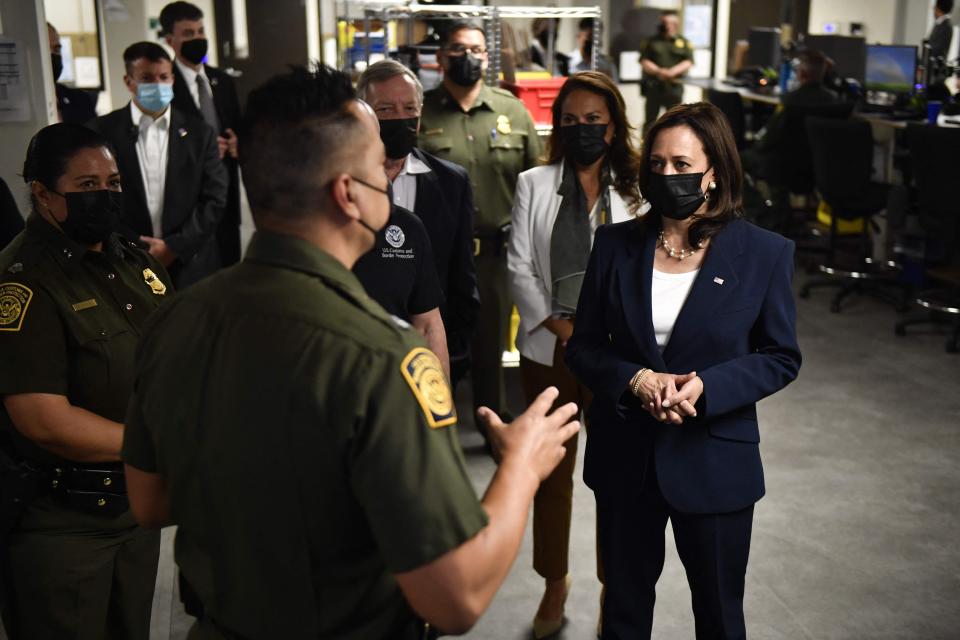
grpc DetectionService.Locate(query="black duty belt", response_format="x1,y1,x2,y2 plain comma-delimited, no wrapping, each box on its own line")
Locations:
48,465,129,518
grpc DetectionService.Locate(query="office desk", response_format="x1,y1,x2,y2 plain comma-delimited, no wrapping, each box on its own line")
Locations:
684,77,782,106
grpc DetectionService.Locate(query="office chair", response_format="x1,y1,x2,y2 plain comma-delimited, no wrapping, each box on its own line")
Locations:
799,116,910,312
894,124,960,353
706,88,747,150
746,102,854,237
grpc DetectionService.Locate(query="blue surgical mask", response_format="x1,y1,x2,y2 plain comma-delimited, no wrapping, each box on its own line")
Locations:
136,82,174,113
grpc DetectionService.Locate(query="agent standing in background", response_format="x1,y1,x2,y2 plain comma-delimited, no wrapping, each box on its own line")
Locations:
419,21,542,427
640,10,693,136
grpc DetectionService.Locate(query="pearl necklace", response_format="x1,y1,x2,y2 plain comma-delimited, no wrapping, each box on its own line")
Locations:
658,231,704,261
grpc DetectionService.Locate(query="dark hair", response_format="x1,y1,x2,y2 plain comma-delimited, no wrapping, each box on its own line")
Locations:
240,64,362,220
439,20,486,48
797,49,829,83
123,41,171,75
547,72,641,214
661,10,679,18
937,0,954,14
638,102,743,246
578,18,594,32
159,1,203,35
22,123,114,208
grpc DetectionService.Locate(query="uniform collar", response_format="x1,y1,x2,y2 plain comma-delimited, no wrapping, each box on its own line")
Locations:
243,231,368,295
436,82,496,112
25,213,127,262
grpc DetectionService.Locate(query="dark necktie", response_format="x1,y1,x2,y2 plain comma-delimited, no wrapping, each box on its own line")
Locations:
197,73,221,133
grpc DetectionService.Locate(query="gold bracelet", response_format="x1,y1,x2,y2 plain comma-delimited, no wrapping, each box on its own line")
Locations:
631,368,651,397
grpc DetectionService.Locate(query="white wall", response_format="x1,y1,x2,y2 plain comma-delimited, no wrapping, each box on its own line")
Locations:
0,0,58,212
45,0,98,32
808,0,898,42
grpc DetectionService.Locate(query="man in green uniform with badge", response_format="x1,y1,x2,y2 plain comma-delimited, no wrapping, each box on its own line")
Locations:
418,21,542,428
640,10,694,135
122,65,579,640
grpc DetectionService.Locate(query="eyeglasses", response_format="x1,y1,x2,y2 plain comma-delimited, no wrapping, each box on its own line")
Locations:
444,44,488,56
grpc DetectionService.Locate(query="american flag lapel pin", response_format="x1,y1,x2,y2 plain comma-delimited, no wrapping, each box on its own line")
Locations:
713,277,724,285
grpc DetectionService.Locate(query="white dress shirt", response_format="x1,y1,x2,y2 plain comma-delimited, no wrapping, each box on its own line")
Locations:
175,57,207,110
390,153,432,211
651,268,700,351
130,101,171,238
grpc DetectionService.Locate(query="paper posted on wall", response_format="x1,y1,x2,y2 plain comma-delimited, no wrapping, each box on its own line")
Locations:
0,38,31,122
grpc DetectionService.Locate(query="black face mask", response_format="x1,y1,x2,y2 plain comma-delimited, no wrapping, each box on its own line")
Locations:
644,171,708,220
54,189,123,245
582,37,594,59
379,117,419,160
181,38,209,65
51,53,63,81
351,177,393,236
445,53,483,87
560,123,610,166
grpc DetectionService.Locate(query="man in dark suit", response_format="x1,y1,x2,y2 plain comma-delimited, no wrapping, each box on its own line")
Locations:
357,59,480,388
929,0,954,60
161,1,243,266
47,22,98,125
88,42,226,288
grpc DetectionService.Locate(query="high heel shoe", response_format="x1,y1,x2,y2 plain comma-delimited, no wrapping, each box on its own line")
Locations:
532,575,572,639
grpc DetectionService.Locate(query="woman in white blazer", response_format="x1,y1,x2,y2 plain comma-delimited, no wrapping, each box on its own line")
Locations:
507,72,643,638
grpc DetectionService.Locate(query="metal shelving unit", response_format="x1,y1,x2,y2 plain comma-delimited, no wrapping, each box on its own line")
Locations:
336,1,603,82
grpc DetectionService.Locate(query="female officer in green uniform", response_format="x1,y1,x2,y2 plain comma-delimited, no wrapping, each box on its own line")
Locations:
0,123,171,639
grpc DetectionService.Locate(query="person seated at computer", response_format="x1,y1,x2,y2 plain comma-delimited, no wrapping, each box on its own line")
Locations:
741,49,837,180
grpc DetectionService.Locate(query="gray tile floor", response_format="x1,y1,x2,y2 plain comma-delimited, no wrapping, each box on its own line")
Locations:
4,275,959,640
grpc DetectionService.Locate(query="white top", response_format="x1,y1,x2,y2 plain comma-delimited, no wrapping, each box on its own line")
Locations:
129,101,171,238
651,268,699,351
391,153,432,211
175,57,208,110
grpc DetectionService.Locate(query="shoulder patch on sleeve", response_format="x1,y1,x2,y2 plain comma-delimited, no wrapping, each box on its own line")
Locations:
0,283,33,332
400,347,457,428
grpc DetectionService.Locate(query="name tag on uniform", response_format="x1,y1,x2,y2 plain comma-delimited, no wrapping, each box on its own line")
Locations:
72,299,98,312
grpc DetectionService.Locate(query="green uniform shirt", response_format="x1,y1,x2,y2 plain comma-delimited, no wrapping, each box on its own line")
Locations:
122,231,488,640
0,214,171,466
419,83,542,232
642,34,694,92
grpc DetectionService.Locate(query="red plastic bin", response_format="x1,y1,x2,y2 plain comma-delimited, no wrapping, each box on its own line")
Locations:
501,77,568,126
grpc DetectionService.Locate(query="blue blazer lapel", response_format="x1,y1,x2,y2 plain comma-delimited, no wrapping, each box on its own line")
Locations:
616,227,667,372
661,220,744,363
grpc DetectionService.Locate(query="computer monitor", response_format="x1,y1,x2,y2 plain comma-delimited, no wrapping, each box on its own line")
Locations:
865,45,917,94
747,27,781,69
801,35,867,82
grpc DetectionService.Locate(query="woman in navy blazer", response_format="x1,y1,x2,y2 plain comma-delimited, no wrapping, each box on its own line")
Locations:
566,103,801,639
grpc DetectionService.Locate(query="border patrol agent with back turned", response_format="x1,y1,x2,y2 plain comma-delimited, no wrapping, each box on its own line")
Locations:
419,20,542,427
121,64,579,640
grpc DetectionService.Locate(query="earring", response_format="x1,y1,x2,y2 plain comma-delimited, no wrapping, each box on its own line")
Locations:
708,181,717,191
704,193,710,201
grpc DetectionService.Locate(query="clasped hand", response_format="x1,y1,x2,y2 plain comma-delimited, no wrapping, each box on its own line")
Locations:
634,371,704,425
